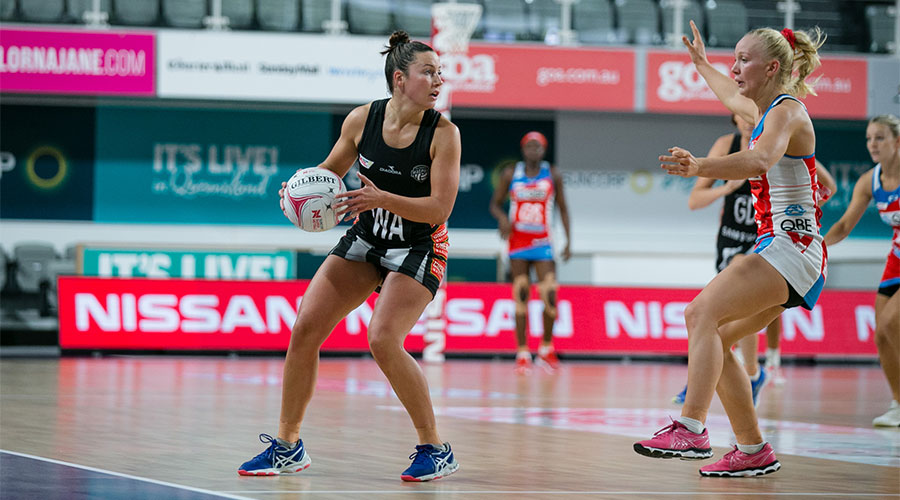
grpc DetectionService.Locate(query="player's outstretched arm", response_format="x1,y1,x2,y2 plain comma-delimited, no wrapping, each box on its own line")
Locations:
815,160,838,206
683,20,756,125
687,133,745,210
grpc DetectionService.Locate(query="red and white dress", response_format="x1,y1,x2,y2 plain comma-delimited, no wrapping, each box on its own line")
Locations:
508,161,555,261
872,162,900,296
749,94,826,310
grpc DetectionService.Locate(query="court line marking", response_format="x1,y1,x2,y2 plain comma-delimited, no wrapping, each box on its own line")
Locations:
0,449,253,500
221,491,899,496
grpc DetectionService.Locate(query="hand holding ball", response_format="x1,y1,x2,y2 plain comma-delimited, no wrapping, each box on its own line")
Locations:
281,167,347,232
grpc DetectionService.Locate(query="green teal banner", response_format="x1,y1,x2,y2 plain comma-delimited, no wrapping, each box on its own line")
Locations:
94,107,331,225
81,247,296,279
0,105,95,220
815,119,891,240
451,117,555,229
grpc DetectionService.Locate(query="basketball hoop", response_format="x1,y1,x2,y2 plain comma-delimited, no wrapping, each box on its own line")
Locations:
431,2,482,55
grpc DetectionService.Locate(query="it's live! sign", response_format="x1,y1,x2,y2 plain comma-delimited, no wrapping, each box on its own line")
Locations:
58,277,878,357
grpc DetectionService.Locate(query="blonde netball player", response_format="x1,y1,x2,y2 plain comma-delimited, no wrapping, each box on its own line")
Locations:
633,21,825,477
824,114,900,427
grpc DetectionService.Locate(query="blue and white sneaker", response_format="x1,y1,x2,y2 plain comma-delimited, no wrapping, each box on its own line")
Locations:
751,365,767,408
238,433,311,476
400,443,459,482
672,384,687,405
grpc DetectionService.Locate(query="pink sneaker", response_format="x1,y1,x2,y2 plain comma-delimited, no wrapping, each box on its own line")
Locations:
633,419,713,460
535,348,560,372
514,354,532,375
699,443,780,477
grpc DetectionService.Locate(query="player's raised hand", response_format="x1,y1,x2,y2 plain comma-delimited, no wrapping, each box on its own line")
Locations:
660,147,700,177
334,172,384,221
682,20,708,67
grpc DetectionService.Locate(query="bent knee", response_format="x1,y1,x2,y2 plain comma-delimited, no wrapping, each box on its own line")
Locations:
874,321,899,346
367,331,403,359
289,321,327,352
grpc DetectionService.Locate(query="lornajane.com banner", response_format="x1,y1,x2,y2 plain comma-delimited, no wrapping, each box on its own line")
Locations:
0,27,155,96
58,277,878,357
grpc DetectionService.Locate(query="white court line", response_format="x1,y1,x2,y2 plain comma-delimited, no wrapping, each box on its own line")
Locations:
221,491,899,496
1,450,253,500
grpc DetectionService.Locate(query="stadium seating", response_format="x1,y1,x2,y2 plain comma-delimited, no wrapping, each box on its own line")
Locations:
0,0,15,20
481,0,531,41
113,0,159,25
0,248,7,293
162,0,206,28
394,0,433,37
528,0,562,41
13,243,57,294
705,0,747,47
615,0,662,44
347,0,393,35
221,0,255,29
257,0,300,30
866,4,896,53
43,247,77,314
660,0,703,42
573,0,620,44
20,0,64,22
300,0,330,31
66,0,110,22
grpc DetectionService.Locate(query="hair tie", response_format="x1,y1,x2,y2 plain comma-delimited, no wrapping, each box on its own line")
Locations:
781,28,796,49
521,131,548,149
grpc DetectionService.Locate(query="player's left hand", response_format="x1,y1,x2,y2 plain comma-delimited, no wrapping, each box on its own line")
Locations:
561,244,572,262
278,181,287,213
334,172,384,221
660,147,700,178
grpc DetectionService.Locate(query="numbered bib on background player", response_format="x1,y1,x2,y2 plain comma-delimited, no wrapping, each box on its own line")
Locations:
282,167,347,232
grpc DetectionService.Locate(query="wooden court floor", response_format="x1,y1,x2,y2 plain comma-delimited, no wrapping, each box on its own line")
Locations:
1,356,898,499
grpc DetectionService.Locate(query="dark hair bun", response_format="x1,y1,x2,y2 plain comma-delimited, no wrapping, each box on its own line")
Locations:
388,30,411,50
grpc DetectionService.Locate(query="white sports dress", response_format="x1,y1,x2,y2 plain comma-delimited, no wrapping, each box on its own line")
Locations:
749,94,826,310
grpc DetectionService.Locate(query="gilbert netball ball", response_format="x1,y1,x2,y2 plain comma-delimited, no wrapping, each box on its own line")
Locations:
282,167,347,232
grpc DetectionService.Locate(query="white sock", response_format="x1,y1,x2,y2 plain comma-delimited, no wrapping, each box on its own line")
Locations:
538,344,553,356
676,416,705,434
516,351,531,361
737,442,765,455
766,348,781,366
749,369,761,382
276,438,298,449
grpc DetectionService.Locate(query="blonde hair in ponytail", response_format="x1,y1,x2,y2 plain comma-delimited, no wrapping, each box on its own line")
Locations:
749,26,826,99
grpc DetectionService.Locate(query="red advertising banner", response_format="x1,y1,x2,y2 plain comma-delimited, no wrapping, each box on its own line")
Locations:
58,277,878,357
0,27,155,96
644,51,867,119
448,43,635,111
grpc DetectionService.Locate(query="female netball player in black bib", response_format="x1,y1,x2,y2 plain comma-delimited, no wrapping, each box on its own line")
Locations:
238,31,461,482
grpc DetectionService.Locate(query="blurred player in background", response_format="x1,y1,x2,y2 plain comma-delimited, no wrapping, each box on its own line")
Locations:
490,131,572,374
824,114,900,427
238,31,462,482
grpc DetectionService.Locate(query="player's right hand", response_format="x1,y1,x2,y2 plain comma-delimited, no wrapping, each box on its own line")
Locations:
682,20,708,67
498,218,511,240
